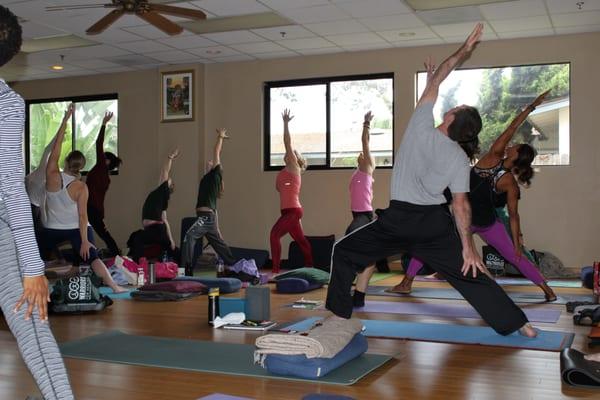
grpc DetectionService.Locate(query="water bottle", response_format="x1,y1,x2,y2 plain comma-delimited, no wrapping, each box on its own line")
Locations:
208,287,220,325
148,262,156,284
137,267,145,286
216,257,224,277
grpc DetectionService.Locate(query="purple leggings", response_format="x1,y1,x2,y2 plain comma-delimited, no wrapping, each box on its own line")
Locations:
406,220,545,285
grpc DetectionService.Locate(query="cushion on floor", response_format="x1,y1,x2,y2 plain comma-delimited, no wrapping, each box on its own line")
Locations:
131,291,202,301
264,333,367,379
174,276,242,294
274,267,330,285
276,278,323,293
139,280,207,293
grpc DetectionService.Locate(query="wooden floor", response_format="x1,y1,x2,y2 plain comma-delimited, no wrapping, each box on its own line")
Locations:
1,275,598,400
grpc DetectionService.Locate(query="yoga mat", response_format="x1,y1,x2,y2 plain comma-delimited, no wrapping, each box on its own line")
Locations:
98,286,134,299
368,272,400,284
284,317,574,352
366,286,594,305
198,395,253,400
560,348,600,388
60,330,391,386
415,276,582,288
354,300,561,323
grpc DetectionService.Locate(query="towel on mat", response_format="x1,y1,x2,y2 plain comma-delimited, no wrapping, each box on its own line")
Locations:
254,316,362,365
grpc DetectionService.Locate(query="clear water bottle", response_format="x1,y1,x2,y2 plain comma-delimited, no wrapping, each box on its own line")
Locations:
216,257,224,276
137,267,145,286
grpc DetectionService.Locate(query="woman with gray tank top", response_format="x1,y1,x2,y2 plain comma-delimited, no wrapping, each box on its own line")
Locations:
41,104,126,294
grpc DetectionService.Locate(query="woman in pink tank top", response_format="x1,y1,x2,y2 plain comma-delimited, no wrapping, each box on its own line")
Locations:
344,112,388,307
270,109,313,273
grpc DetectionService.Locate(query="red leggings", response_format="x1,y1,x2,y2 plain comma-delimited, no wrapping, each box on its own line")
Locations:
270,207,313,272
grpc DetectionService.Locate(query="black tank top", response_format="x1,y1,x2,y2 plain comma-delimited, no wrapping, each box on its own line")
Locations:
469,161,509,227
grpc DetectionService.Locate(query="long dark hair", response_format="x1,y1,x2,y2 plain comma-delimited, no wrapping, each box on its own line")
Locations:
105,152,122,171
448,106,482,161
513,144,536,186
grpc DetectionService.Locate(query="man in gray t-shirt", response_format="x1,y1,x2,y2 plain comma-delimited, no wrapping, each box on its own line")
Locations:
326,24,533,338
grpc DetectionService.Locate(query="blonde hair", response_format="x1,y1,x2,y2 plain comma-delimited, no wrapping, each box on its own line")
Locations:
64,151,86,177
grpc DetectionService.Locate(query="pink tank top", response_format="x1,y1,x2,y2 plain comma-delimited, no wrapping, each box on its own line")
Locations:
349,169,374,212
276,169,302,209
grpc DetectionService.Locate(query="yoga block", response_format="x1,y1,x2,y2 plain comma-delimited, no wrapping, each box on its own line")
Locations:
219,298,247,317
245,286,270,321
264,333,367,379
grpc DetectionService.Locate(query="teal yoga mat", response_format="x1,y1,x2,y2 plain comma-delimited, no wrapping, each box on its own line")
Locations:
415,276,582,288
98,286,134,299
60,331,392,386
284,318,574,352
366,286,593,305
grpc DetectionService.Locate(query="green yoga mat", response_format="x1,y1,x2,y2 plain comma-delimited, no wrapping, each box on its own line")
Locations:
368,272,401,284
60,331,392,386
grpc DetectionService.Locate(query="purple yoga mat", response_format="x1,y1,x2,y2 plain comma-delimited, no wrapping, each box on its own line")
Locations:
354,300,561,323
197,394,253,400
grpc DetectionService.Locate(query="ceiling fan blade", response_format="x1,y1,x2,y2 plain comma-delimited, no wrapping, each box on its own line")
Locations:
149,4,206,20
86,9,125,35
138,10,183,35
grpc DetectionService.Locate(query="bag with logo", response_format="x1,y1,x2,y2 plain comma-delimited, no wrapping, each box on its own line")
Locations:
50,275,113,314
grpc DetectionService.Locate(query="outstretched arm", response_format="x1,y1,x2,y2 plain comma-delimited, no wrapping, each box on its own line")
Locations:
159,148,179,184
95,111,113,166
162,210,176,250
213,128,229,167
418,23,483,107
489,90,550,157
361,111,375,173
282,109,298,166
76,184,95,260
46,104,74,192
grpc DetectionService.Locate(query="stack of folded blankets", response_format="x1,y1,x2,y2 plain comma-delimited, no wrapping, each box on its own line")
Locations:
254,316,365,379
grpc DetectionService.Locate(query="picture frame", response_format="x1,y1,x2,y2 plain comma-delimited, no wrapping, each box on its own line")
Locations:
161,70,194,122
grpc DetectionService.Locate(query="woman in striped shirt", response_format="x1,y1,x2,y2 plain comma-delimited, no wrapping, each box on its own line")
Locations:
0,5,74,399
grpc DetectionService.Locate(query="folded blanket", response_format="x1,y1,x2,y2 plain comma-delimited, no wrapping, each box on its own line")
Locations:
254,316,362,365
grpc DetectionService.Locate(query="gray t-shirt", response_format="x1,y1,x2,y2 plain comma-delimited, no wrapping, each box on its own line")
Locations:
390,102,470,205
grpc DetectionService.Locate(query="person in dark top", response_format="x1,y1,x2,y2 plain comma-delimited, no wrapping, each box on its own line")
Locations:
86,111,122,257
396,90,556,302
182,129,237,272
127,148,180,263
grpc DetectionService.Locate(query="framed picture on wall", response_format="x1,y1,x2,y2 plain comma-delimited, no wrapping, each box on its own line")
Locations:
161,70,194,122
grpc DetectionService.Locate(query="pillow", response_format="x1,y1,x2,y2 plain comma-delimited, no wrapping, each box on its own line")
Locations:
274,267,330,285
131,291,202,302
139,280,207,293
276,278,323,294
174,276,242,294
264,333,367,379
581,266,594,290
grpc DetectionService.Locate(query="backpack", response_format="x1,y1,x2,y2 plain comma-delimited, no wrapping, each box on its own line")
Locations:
50,275,113,314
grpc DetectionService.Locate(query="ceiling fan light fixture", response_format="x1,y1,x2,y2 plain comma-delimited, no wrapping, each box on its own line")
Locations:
51,65,64,71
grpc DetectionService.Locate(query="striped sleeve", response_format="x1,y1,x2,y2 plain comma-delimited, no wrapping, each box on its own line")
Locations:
0,86,45,277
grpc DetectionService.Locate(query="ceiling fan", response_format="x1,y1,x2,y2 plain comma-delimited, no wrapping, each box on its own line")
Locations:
46,0,207,36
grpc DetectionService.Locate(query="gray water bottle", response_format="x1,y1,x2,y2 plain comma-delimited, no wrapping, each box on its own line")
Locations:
149,261,156,284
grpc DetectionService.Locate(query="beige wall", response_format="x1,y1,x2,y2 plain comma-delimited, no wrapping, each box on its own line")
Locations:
11,32,600,268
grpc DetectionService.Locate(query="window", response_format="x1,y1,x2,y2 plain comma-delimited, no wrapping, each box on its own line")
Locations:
264,73,394,170
416,63,570,166
26,94,119,173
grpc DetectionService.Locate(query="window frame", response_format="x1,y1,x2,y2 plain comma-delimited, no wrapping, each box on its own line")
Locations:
414,61,571,167
263,72,395,171
25,93,119,175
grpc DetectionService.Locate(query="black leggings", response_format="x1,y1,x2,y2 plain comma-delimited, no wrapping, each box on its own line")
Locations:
346,211,389,272
127,223,180,263
327,200,528,335
88,205,120,257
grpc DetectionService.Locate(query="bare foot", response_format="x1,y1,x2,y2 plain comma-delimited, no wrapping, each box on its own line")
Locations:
518,323,538,338
387,275,414,294
584,353,600,362
425,272,441,280
112,286,129,294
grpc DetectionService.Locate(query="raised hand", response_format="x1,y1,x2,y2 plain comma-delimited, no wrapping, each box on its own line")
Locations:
364,111,374,125
102,111,114,125
168,148,180,160
463,22,483,53
530,89,551,108
282,108,294,123
216,128,229,139
63,103,74,121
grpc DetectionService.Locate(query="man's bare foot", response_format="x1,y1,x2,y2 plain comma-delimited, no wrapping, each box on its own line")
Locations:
518,323,538,338
387,275,414,294
584,353,600,362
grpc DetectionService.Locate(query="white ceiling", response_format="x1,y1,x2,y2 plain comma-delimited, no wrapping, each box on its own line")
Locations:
1,0,599,81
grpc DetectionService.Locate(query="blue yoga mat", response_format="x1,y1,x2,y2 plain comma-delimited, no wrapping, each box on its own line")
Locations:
284,317,573,352
99,286,134,299
197,395,253,400
366,286,593,305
